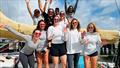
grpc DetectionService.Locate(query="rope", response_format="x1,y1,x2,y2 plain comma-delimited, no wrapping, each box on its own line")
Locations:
0,42,14,52
115,0,120,15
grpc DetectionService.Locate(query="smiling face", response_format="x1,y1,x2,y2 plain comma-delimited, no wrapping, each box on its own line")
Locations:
68,6,74,13
36,20,46,30
88,24,94,33
39,21,46,30
48,8,54,17
87,23,97,33
33,30,41,40
70,18,80,31
53,16,59,26
72,19,78,29
55,8,59,15
34,9,40,18
60,11,65,19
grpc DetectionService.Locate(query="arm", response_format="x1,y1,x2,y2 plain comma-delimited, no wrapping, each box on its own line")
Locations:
74,0,79,13
63,28,68,41
3,25,27,40
44,0,49,12
25,0,33,18
64,0,67,14
38,0,49,13
38,0,44,13
97,34,103,47
47,29,52,48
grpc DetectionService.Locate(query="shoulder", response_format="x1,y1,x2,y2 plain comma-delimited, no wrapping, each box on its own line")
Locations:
42,30,47,34
48,26,54,31
48,26,54,29
42,12,47,16
94,32,100,36
32,15,35,18
26,35,32,38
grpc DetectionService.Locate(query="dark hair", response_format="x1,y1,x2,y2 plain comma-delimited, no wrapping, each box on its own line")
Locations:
60,11,65,15
48,8,54,13
87,22,97,32
34,9,40,14
36,19,46,30
70,18,80,31
67,5,74,14
55,8,59,12
32,29,39,37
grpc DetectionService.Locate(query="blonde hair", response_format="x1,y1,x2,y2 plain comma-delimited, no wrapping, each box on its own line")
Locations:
87,22,97,32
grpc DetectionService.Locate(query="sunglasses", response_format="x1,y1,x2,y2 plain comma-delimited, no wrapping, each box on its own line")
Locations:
34,31,41,35
88,27,94,29
49,10,54,13
54,19,59,20
60,13,65,15
54,17,59,20
72,22,78,24
40,23,45,25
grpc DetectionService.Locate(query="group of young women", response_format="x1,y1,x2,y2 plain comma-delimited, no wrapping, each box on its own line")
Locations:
0,0,104,68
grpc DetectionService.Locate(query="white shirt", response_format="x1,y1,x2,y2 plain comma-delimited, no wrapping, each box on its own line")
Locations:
47,25,64,44
65,29,82,54
59,18,68,30
36,30,47,51
32,14,43,25
83,32,101,55
66,13,74,22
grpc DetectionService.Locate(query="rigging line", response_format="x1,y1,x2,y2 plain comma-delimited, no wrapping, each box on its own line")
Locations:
115,0,120,15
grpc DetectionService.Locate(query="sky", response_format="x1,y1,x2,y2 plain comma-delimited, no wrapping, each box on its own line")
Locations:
0,0,120,30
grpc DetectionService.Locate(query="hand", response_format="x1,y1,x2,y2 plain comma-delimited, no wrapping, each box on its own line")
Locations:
40,49,46,54
0,24,6,28
101,39,108,45
63,28,67,33
44,47,47,51
25,0,30,3
48,35,54,40
48,42,51,47
81,31,86,39
83,37,89,45
49,0,52,4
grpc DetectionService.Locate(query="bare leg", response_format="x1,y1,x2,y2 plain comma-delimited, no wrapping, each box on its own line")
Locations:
43,49,49,68
84,55,90,68
36,52,43,68
52,56,59,68
60,55,67,68
90,56,98,68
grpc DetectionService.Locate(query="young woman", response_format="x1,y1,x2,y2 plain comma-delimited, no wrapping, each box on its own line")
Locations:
0,24,41,68
83,23,102,68
47,16,67,68
64,0,79,23
25,0,44,25
55,7,60,16
64,18,82,68
38,0,55,29
35,20,49,68
59,11,69,29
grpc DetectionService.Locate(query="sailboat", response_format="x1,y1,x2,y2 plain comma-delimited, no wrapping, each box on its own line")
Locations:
0,11,36,40
0,11,119,43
